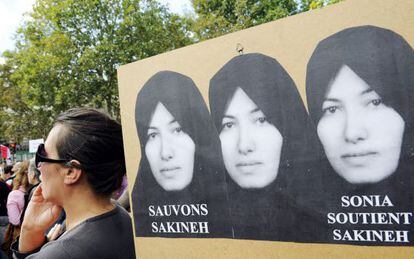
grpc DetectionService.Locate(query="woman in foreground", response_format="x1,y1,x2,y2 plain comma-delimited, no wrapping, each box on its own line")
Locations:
12,108,135,258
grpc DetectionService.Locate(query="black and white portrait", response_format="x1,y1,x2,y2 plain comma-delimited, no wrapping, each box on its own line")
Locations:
209,53,324,241
132,71,232,238
306,25,414,245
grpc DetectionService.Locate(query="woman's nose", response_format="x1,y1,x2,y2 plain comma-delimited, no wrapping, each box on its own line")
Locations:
160,136,174,161
344,110,368,144
237,126,255,155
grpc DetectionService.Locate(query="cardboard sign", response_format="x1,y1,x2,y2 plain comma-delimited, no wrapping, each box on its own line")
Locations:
117,0,414,257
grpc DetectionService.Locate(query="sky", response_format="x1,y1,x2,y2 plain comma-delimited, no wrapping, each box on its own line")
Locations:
0,0,192,62
0,0,36,55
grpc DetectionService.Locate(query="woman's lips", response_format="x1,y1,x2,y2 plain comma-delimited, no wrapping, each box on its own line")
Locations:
235,161,263,174
341,151,378,158
341,151,378,165
160,166,181,178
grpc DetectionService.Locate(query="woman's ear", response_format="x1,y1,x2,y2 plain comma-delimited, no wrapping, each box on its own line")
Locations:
63,160,83,185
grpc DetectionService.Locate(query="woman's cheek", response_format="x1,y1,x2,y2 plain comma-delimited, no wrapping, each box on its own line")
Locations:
145,140,160,162
317,116,342,150
178,134,196,154
220,131,236,156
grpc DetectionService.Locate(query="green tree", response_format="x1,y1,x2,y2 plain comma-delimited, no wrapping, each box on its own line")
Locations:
298,0,343,12
0,0,192,141
191,0,344,41
0,51,52,142
192,0,298,40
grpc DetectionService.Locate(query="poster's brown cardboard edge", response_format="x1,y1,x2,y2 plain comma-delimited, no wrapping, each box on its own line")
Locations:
117,0,414,257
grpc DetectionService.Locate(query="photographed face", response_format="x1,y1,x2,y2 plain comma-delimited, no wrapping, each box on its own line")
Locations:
317,65,405,184
145,102,195,191
219,87,283,189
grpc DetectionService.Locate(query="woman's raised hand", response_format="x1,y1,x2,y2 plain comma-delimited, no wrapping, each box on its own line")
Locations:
18,185,63,253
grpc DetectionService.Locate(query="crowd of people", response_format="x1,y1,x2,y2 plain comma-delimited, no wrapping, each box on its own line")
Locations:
0,108,135,258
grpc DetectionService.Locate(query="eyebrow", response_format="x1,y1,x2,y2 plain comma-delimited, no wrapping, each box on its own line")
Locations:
223,108,261,119
323,98,340,103
223,115,235,119
360,88,374,95
324,88,374,102
148,119,178,130
250,108,260,114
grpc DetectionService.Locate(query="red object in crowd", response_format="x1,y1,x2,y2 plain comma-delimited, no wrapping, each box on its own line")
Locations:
1,145,9,159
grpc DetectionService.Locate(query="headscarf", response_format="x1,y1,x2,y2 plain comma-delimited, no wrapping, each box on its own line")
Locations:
306,25,414,196
306,25,414,245
209,53,322,240
132,71,232,238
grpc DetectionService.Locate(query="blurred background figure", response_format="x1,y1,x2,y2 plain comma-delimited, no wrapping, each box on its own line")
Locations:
1,161,29,258
5,162,22,190
2,167,13,190
115,175,130,212
0,164,11,258
27,159,41,202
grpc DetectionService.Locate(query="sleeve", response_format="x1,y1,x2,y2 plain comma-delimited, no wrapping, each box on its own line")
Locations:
7,192,22,226
11,238,73,259
11,238,43,259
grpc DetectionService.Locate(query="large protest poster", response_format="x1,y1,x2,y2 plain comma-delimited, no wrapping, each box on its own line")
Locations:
117,0,414,257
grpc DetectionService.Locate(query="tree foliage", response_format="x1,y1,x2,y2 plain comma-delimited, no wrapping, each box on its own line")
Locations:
298,0,343,12
192,0,298,40
0,0,344,142
0,0,192,142
191,0,344,40
0,51,49,142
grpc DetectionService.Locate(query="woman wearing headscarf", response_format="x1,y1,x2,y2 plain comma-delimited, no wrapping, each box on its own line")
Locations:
209,53,326,242
306,25,414,245
132,71,232,238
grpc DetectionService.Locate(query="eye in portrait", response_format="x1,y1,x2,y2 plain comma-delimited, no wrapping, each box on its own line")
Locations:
210,53,323,241
132,71,232,238
306,25,414,245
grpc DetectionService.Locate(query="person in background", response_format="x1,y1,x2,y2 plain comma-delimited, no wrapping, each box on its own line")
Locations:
7,161,29,226
26,159,41,202
19,159,42,224
116,188,130,212
115,176,129,212
0,165,11,258
11,163,21,175
113,175,127,200
3,166,13,190
2,161,29,257
5,162,21,190
0,165,11,216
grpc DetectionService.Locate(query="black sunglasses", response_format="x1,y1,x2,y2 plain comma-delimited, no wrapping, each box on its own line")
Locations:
35,144,69,168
